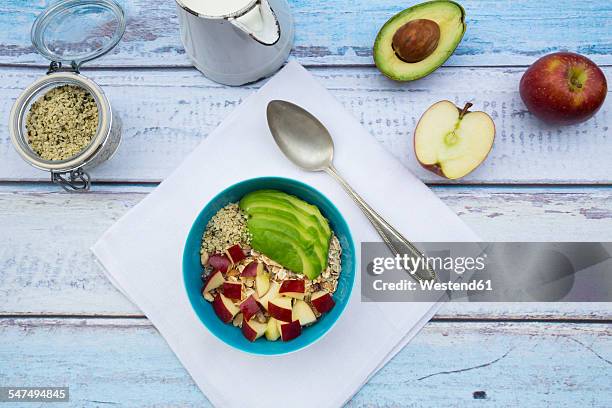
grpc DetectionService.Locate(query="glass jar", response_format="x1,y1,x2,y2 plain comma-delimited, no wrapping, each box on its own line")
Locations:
9,0,126,191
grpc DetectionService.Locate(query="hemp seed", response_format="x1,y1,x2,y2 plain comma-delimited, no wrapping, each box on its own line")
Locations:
25,84,98,161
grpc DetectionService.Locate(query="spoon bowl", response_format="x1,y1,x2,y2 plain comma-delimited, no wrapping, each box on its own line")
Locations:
267,100,334,171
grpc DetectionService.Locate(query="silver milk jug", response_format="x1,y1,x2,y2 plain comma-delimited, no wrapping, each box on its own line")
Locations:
175,0,294,86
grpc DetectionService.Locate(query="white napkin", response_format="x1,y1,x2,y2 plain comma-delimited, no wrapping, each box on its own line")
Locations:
92,61,479,408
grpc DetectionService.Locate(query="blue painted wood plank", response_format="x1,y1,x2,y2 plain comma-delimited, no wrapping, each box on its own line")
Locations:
1,319,610,407
0,0,610,67
0,66,610,184
0,186,611,317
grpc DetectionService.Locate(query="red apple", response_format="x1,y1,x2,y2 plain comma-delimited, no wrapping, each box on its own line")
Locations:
292,299,317,326
209,253,230,273
520,52,607,125
239,295,261,321
241,261,263,277
212,293,239,323
226,244,246,264
311,291,335,314
222,282,242,300
241,319,267,342
280,320,302,341
202,270,224,293
268,297,293,322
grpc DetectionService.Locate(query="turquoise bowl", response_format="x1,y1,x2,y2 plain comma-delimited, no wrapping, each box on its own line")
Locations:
183,177,355,355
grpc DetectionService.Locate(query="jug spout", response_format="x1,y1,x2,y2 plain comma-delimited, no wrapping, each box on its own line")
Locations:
230,0,280,45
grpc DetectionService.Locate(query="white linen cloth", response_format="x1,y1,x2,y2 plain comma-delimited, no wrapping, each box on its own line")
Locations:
92,61,479,407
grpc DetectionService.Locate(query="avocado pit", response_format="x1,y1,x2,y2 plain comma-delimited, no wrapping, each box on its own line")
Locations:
392,19,440,63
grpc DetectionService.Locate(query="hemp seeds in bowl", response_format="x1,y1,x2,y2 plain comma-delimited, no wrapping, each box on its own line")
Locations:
25,84,99,162
200,190,342,343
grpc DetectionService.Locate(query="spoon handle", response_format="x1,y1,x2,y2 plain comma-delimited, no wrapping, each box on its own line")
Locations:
325,165,435,282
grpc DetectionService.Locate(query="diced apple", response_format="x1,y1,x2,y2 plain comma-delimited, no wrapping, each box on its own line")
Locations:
257,281,280,310
222,282,242,300
255,270,271,297
280,292,305,300
268,297,293,322
212,293,239,323
226,244,246,264
241,319,267,342
239,295,260,321
280,320,302,341
311,291,335,314
292,299,317,326
209,253,230,273
202,270,224,293
279,279,305,293
265,317,281,341
279,279,306,299
241,261,263,277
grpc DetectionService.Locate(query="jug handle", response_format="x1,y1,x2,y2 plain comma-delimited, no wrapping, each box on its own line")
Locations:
229,0,280,46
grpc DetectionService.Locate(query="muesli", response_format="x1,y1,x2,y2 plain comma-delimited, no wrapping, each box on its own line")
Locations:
200,190,341,342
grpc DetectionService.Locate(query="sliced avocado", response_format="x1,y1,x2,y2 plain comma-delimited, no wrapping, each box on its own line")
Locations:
243,190,331,237
374,1,466,81
241,194,328,240
247,217,322,273
239,190,332,279
248,224,318,279
249,229,305,274
246,207,328,269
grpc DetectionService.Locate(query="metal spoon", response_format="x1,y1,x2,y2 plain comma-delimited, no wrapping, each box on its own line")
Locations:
266,100,435,282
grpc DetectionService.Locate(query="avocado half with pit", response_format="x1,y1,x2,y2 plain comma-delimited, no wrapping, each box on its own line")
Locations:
374,1,466,81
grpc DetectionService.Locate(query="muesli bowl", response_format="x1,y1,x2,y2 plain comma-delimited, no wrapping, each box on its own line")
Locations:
183,177,355,355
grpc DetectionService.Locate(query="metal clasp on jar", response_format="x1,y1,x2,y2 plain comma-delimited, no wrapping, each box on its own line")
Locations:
52,168,91,191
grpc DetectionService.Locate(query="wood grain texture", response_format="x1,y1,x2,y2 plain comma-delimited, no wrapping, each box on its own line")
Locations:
1,66,610,184
1,0,610,67
1,318,611,407
1,185,610,318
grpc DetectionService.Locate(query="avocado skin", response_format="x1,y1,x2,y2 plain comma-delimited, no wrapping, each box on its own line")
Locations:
373,1,466,82
240,190,332,279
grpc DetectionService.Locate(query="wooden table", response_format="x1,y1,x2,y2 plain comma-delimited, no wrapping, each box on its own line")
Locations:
1,1,611,406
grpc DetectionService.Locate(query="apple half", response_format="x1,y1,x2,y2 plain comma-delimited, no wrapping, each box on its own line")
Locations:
414,101,495,180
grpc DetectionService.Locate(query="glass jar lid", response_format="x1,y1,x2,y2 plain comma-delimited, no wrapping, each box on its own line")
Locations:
31,0,126,67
